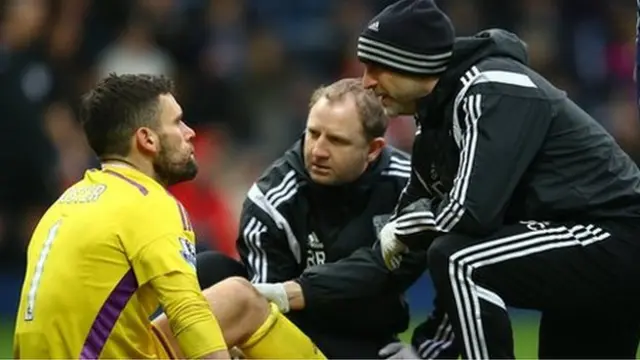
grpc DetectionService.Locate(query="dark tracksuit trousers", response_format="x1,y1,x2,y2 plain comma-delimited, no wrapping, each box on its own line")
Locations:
419,220,640,359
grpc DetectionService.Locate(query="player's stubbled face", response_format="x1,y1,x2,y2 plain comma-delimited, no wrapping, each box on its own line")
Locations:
304,95,370,185
362,63,424,117
153,94,198,186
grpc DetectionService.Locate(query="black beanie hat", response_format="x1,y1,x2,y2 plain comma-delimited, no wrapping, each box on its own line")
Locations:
357,0,455,76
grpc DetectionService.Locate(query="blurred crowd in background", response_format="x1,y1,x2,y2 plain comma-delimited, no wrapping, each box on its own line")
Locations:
0,0,638,274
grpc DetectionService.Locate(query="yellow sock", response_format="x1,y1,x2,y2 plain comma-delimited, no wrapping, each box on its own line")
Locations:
239,303,326,359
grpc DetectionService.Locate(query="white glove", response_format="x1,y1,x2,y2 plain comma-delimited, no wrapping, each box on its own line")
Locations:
253,283,290,313
379,221,408,270
379,342,421,359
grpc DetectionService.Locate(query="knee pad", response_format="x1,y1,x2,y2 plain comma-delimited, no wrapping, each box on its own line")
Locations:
196,251,249,289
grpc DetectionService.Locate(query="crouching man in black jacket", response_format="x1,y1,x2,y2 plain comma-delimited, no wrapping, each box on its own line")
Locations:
357,0,640,359
198,78,428,359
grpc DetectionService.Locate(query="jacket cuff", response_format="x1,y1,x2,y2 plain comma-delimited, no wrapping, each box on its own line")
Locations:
292,277,316,309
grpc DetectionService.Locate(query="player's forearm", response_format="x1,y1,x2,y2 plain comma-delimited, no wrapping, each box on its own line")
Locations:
152,315,230,360
173,319,229,359
151,272,228,358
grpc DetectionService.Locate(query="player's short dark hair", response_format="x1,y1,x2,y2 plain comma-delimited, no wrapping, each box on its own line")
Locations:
308,78,388,141
79,73,175,159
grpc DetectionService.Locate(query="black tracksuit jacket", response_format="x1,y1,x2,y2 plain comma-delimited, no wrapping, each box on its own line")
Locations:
236,138,428,358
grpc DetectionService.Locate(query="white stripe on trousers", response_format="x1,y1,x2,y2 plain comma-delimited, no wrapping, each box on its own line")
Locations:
418,314,456,359
448,224,610,359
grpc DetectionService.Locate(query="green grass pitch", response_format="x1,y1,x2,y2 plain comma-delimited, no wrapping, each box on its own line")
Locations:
0,317,541,358
3,315,637,359
398,315,540,359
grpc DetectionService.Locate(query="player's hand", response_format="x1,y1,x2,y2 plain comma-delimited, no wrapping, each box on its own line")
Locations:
378,342,421,359
252,283,290,313
379,221,408,270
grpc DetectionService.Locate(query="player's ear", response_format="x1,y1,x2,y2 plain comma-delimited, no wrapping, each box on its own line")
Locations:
134,127,160,154
367,136,386,163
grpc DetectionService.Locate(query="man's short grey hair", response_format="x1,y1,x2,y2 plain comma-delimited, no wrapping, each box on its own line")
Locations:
308,78,388,140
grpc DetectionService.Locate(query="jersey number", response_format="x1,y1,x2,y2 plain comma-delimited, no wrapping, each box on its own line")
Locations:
25,220,62,321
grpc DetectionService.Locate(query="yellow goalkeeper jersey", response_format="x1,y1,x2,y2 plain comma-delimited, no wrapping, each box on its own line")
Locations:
14,164,223,359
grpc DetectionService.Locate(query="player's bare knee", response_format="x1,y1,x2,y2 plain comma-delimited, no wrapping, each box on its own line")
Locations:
199,276,269,346
215,277,268,319
218,277,270,343
232,277,269,316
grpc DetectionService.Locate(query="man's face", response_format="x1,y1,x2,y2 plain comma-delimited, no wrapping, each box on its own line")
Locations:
362,63,426,117
152,94,198,186
303,96,373,186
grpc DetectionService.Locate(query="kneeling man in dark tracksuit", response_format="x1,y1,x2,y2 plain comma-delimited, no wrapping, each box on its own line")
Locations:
198,78,429,359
